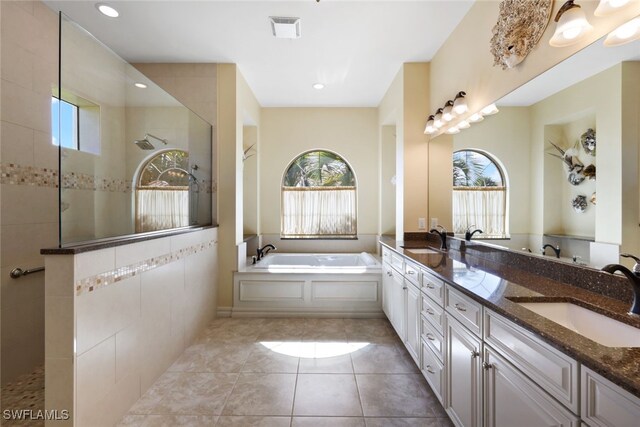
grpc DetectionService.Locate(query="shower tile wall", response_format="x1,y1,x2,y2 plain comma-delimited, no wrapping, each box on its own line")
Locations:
0,0,59,385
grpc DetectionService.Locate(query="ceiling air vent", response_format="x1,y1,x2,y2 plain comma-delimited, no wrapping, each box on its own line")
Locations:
269,16,301,39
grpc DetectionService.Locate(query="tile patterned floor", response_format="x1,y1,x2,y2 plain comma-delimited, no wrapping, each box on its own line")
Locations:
119,318,453,427
0,366,45,426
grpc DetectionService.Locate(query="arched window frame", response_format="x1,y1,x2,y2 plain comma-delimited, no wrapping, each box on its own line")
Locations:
281,150,358,239
452,149,509,238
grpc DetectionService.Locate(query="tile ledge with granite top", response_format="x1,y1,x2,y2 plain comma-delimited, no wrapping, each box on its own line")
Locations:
379,235,640,399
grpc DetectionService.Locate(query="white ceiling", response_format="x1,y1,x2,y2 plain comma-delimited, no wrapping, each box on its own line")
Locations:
499,37,640,107
43,0,473,107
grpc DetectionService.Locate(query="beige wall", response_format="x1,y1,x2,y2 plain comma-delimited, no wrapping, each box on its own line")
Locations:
380,125,396,236
621,62,640,259
0,0,58,385
430,0,640,128
243,126,258,235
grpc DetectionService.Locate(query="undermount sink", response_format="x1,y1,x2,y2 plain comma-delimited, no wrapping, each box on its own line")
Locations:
516,302,640,348
402,248,440,255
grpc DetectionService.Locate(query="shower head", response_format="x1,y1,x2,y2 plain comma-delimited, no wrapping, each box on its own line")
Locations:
134,138,155,150
133,133,168,150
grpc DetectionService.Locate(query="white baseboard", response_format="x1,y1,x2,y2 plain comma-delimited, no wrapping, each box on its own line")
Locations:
230,306,385,318
216,306,232,318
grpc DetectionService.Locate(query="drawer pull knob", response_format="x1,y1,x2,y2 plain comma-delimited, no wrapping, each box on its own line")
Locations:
483,362,493,370
402,286,408,290
425,308,435,315
407,270,416,275
387,271,393,277
471,350,480,358
425,283,435,289
426,333,436,341
455,303,467,312
425,365,435,374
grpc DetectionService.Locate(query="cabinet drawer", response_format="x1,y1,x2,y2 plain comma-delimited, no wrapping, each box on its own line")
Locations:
421,293,444,332
445,285,483,336
484,310,579,414
404,260,420,286
582,367,640,427
421,315,444,362
390,252,405,273
421,269,444,306
421,339,445,405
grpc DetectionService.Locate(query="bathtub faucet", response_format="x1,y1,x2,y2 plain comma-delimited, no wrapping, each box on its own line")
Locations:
257,244,277,260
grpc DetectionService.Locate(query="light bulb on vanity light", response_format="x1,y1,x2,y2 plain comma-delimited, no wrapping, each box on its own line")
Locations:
595,0,631,16
604,18,640,46
424,115,437,135
443,100,455,122
96,3,119,18
446,126,460,135
481,103,499,115
549,0,593,47
433,108,444,128
458,120,470,129
453,91,468,115
469,112,484,123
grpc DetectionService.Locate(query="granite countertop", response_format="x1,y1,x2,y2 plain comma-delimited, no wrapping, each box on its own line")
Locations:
379,236,640,399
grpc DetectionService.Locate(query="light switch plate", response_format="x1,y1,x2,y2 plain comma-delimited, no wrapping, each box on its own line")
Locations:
418,218,426,230
430,218,438,229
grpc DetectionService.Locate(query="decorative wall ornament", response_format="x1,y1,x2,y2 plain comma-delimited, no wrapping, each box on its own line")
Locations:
547,141,586,186
590,192,596,205
581,128,596,155
572,194,588,213
583,164,596,180
490,0,553,69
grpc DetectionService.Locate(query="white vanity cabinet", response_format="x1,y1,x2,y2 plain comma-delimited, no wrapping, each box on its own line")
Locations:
446,313,483,427
581,367,640,427
388,264,406,339
405,279,421,364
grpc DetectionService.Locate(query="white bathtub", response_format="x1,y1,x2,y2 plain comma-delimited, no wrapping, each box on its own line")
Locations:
233,252,383,317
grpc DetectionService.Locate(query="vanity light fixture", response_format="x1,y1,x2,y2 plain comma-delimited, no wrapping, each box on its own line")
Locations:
469,112,484,123
424,115,437,135
312,83,325,90
453,91,468,115
481,103,499,115
442,100,455,122
458,120,471,129
549,0,593,47
96,3,119,18
604,17,640,46
595,0,631,16
446,126,460,135
433,108,445,128
134,82,147,89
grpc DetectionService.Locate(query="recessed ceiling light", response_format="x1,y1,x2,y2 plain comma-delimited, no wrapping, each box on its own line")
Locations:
134,82,147,89
270,17,301,39
312,83,325,90
96,3,119,18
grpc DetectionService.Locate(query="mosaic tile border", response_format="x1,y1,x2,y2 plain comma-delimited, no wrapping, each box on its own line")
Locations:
75,239,216,296
1,162,217,194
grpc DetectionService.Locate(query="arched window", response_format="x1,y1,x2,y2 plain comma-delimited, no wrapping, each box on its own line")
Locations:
136,150,194,233
281,150,357,238
452,150,507,238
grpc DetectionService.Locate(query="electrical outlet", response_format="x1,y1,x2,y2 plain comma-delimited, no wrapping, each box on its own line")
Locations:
418,218,426,230
430,218,438,229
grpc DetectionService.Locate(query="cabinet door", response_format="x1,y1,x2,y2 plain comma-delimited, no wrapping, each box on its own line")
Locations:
446,314,482,427
485,346,579,427
382,264,394,319
389,268,406,339
405,281,421,364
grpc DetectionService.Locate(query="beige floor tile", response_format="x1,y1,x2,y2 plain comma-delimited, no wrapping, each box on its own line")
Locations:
344,319,401,344
298,354,354,374
169,343,252,373
215,416,292,426
364,418,447,427
222,373,296,416
241,344,300,373
117,415,218,426
293,417,366,426
351,344,419,374
293,374,362,417
356,374,439,417
128,372,237,415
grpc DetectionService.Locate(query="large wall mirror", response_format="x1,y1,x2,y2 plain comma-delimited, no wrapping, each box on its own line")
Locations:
57,14,213,245
428,31,640,269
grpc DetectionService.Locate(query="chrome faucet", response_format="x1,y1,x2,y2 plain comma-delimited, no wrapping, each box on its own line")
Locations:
429,225,448,251
541,244,561,258
601,253,640,315
257,244,276,260
465,225,483,241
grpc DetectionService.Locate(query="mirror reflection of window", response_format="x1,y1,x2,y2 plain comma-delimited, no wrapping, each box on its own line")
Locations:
135,150,196,233
281,150,357,239
453,150,507,238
